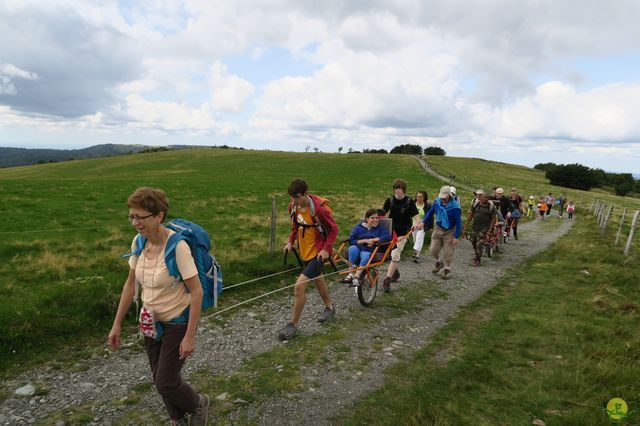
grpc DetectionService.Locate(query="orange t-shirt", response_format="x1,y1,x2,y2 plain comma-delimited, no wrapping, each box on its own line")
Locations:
295,207,319,261
539,202,548,212
128,230,198,322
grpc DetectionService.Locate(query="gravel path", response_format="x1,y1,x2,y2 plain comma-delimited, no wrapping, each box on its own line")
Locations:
1,215,574,425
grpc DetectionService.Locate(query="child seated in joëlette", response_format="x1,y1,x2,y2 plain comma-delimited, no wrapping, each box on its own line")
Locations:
343,208,392,285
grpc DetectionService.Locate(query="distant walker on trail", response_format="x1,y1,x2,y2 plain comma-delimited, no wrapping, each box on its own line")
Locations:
279,179,339,340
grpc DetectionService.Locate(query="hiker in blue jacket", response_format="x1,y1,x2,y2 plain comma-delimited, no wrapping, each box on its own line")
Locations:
421,186,462,279
342,208,392,286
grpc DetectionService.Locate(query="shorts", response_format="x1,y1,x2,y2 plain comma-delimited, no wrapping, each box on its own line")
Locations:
390,237,409,262
301,257,324,279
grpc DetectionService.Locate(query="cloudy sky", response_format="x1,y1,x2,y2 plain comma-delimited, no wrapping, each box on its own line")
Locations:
1,0,639,173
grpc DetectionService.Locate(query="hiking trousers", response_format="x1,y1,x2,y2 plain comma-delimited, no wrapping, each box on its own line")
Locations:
429,226,456,268
145,323,199,420
470,231,489,260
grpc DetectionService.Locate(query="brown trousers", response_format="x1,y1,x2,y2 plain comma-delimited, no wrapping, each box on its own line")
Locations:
429,226,456,268
145,323,199,420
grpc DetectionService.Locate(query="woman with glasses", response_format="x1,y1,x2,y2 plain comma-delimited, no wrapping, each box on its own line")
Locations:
108,187,210,426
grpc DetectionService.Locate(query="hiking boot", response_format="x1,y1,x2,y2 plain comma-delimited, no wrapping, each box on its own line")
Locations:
432,261,443,274
391,269,400,282
442,268,451,280
278,322,299,340
473,258,480,267
412,254,420,264
190,393,210,426
383,276,391,293
317,305,336,323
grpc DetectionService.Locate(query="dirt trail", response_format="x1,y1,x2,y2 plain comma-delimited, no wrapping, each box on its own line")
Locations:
0,214,574,425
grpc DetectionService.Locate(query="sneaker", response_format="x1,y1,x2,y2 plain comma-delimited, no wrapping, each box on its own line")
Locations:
432,261,443,274
442,268,451,280
412,254,420,264
341,273,354,284
317,305,336,323
278,322,299,340
383,276,391,293
190,393,210,426
351,277,360,287
392,269,400,282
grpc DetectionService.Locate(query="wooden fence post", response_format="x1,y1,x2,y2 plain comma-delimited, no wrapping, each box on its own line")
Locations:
601,205,613,236
589,199,595,213
597,204,605,226
615,207,628,246
624,210,640,257
269,197,276,255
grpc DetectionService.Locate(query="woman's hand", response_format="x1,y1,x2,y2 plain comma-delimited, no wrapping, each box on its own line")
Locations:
179,334,196,360
108,324,121,351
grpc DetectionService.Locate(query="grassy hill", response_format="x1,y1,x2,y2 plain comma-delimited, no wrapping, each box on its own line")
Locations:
1,150,638,374
0,148,443,373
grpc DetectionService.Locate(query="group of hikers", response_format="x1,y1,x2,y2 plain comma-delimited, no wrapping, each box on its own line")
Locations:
107,179,576,425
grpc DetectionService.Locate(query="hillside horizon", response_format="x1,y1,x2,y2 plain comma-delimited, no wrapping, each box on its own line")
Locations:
1,143,639,177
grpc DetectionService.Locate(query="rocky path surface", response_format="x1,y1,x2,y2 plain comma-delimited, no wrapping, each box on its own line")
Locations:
1,216,573,425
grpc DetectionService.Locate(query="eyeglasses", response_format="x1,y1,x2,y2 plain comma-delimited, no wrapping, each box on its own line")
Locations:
127,213,154,223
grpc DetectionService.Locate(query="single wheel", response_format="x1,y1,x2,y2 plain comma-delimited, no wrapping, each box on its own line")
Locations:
357,271,378,307
486,244,493,258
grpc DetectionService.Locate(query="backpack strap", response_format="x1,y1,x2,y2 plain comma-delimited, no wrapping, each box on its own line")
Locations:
164,232,187,281
121,234,147,318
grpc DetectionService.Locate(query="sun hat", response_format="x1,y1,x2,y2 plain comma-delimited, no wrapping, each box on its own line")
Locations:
438,185,451,199
475,189,485,195
450,186,457,196
496,187,504,194
529,195,534,199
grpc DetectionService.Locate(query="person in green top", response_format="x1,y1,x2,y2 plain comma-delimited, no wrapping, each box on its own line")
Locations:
412,191,432,262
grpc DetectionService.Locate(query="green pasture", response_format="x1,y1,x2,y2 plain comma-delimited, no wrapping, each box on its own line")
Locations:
0,149,441,374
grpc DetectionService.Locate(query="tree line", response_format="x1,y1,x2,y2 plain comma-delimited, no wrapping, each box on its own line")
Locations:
342,144,446,156
534,162,639,196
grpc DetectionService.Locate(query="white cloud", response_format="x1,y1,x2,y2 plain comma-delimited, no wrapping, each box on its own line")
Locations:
121,94,217,131
254,43,462,132
0,64,38,95
209,61,254,112
472,81,640,143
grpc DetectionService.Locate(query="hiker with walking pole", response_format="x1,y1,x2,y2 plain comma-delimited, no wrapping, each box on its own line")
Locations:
279,179,339,340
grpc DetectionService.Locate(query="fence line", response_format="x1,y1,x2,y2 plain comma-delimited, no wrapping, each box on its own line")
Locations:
591,198,639,257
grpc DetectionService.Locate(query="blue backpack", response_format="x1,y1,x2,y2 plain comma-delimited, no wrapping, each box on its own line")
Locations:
124,218,223,310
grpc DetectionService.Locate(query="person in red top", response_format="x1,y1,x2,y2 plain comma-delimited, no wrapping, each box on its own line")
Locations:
279,179,339,340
